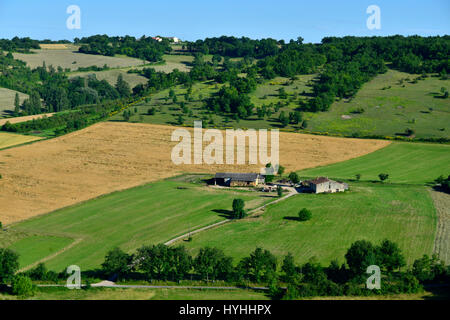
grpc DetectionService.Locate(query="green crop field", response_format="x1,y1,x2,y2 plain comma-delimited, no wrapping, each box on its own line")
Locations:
305,69,450,139
299,142,450,184
183,183,436,266
8,235,74,269
6,179,272,271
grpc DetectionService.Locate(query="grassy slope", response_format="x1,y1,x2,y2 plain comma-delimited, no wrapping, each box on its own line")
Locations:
110,75,316,130
8,236,73,269
183,183,436,266
8,179,270,271
299,142,450,184
116,69,449,140
306,69,450,139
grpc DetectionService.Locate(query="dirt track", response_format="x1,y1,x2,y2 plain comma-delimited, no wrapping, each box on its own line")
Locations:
0,122,389,225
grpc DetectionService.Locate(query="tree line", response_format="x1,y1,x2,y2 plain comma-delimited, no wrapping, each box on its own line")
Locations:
76,34,171,62
2,239,448,299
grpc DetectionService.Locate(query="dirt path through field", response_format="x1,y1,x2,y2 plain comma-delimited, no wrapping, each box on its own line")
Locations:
0,122,389,225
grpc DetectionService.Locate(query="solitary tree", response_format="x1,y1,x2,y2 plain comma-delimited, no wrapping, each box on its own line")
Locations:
289,172,300,184
278,165,285,176
14,93,20,115
355,174,361,181
115,74,131,97
277,185,283,197
232,199,246,219
11,275,34,297
378,173,389,182
0,248,19,283
298,208,312,221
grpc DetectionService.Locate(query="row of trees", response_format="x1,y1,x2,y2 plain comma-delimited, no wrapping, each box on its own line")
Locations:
2,239,449,299
76,34,171,62
0,37,40,52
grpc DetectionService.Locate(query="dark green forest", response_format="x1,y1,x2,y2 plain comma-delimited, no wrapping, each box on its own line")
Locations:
1,35,448,137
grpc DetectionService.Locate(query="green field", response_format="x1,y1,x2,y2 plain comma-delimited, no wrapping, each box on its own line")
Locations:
0,286,269,300
300,142,450,184
305,69,450,139
8,235,74,269
7,179,272,271
183,183,436,266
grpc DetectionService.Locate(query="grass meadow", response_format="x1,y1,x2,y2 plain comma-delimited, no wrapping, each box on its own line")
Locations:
305,69,450,139
6,179,272,271
183,183,436,266
299,142,450,184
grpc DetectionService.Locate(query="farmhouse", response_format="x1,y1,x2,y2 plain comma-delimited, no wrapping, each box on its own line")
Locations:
303,177,348,194
214,173,265,187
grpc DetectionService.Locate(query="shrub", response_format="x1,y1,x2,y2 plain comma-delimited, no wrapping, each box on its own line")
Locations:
232,199,246,219
11,275,34,297
298,208,312,221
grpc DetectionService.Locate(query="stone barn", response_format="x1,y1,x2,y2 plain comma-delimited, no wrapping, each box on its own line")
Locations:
214,173,265,187
304,177,348,194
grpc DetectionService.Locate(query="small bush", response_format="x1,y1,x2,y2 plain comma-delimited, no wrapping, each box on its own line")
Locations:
11,275,34,297
298,208,312,221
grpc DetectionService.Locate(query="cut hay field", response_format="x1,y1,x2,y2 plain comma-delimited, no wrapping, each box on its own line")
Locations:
149,54,194,73
305,69,450,139
0,132,43,150
13,49,146,71
299,142,450,184
5,180,271,271
0,122,388,225
0,112,54,126
183,183,436,266
0,88,28,117
69,69,148,87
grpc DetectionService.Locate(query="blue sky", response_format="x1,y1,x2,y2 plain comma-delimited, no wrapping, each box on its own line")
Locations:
0,0,449,43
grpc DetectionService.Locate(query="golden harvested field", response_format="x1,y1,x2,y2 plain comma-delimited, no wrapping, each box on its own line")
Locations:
39,44,68,49
0,132,43,150
13,49,146,71
0,122,389,225
0,113,54,126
